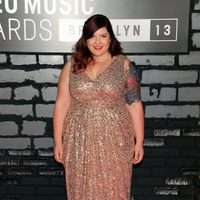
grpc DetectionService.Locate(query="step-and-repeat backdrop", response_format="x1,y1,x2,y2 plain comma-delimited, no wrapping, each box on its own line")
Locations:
0,0,190,53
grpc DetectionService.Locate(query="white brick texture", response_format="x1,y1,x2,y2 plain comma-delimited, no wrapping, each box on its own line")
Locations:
142,70,197,84
39,55,64,65
145,105,199,118
11,55,36,65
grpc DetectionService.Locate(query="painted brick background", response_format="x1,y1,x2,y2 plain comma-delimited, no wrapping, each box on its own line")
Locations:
0,1,200,200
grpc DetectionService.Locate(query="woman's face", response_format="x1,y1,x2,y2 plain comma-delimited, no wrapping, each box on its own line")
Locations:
86,27,111,57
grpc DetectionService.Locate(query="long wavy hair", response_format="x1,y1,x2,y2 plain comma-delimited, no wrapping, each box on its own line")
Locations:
71,14,123,73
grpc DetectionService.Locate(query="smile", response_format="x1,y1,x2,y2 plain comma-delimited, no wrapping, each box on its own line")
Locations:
93,46,103,50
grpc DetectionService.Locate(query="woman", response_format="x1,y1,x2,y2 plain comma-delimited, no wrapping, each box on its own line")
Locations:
53,14,144,200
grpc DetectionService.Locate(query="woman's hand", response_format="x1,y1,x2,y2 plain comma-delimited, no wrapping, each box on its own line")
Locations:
54,143,64,164
132,143,144,164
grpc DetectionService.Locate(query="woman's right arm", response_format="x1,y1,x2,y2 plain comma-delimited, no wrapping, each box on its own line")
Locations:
53,60,72,164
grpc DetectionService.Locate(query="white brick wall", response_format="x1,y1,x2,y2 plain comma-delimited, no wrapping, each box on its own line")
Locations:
41,87,57,101
142,70,197,84
0,69,60,83
141,87,176,102
143,138,164,147
128,55,174,66
0,54,7,63
0,138,31,149
0,122,18,136
179,51,200,65
145,105,199,118
0,105,33,117
192,13,200,30
0,88,12,100
22,121,46,136
154,129,181,137
36,104,54,118
192,33,200,47
179,87,200,101
14,86,39,100
194,0,200,10
11,55,36,65
34,138,54,149
39,55,64,65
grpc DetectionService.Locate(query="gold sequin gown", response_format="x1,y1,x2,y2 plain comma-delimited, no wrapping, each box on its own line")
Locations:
62,55,139,200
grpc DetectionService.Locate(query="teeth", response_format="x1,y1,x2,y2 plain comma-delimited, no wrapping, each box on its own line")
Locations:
94,46,102,49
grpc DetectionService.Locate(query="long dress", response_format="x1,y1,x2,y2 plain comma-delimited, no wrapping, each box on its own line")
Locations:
62,55,141,200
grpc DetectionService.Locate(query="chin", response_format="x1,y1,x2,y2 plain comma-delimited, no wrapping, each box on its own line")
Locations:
92,50,109,57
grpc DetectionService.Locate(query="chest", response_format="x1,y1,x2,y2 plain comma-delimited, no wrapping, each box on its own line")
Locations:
69,63,126,103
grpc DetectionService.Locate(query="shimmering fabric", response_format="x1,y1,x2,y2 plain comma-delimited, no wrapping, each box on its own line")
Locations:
62,55,140,200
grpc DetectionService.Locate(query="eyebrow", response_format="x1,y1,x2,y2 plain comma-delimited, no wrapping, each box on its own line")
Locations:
94,32,109,36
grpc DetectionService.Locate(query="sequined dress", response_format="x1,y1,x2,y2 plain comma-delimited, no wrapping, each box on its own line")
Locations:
62,55,140,200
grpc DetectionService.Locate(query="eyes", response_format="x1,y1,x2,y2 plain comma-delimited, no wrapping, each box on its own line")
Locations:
91,34,109,39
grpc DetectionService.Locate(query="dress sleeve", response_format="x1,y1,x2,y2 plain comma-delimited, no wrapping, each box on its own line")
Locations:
124,62,141,105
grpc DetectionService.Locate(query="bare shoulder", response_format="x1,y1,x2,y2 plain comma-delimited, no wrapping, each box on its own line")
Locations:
58,59,73,84
63,59,73,71
61,59,73,76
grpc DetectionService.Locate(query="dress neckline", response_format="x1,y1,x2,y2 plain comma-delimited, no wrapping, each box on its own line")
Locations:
82,55,121,82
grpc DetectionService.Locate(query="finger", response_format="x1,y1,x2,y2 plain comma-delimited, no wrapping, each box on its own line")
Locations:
59,150,64,163
56,157,63,164
132,152,138,164
55,154,61,163
133,158,140,164
54,151,63,164
133,151,144,164
134,150,139,160
132,150,142,164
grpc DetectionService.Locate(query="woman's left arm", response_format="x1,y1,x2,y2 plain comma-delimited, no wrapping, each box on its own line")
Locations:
126,100,144,164
124,58,144,164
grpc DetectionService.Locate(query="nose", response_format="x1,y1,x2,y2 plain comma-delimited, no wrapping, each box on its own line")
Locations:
94,36,100,44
